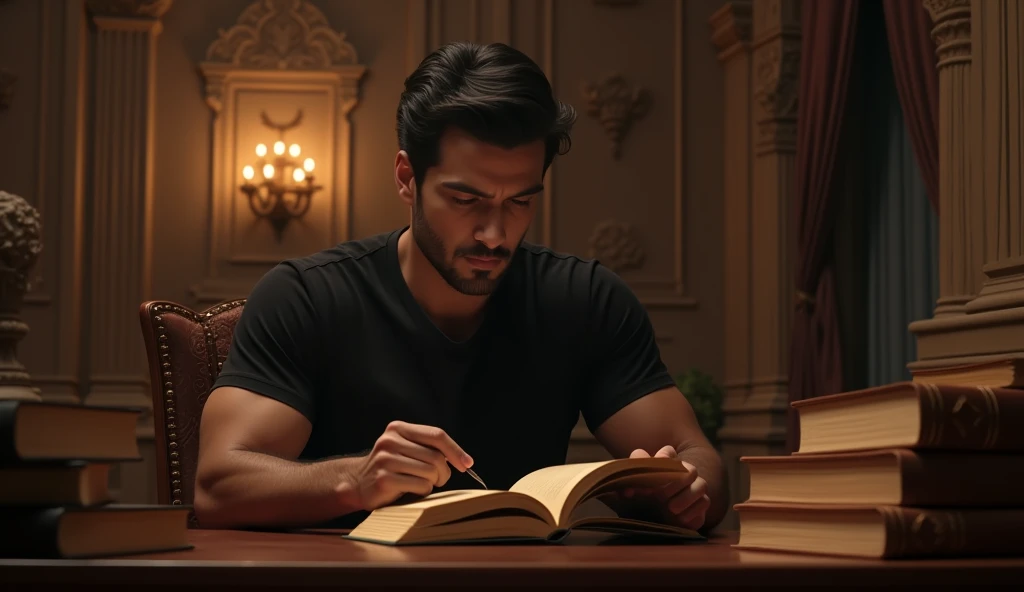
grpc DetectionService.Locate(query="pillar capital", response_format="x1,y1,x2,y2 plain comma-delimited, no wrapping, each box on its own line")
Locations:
923,0,970,67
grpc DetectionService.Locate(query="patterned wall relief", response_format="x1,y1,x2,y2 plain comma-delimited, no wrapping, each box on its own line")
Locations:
588,219,646,272
583,73,651,160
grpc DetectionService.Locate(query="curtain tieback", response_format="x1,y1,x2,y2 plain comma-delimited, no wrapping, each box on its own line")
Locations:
795,289,816,311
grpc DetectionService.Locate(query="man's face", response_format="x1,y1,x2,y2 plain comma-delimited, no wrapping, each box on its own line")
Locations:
409,128,546,295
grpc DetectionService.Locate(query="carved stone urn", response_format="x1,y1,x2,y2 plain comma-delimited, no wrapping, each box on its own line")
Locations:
0,190,43,402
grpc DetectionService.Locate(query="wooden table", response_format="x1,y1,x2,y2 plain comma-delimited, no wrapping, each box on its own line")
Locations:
0,529,1021,589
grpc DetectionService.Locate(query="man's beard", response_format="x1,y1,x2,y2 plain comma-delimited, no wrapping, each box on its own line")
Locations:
411,197,519,296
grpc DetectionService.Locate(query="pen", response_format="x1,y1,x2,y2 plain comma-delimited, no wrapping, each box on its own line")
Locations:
466,468,488,489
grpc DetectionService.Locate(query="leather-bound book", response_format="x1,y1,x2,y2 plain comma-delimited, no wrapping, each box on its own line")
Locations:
741,449,1024,506
911,357,1024,388
0,400,141,464
790,381,1024,455
733,502,1024,559
0,505,193,559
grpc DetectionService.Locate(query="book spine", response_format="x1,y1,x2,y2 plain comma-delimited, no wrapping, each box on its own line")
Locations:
917,384,1024,451
0,507,63,558
882,507,1024,558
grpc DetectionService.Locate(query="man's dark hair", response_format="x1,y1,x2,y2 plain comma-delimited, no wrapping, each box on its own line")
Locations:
397,42,576,189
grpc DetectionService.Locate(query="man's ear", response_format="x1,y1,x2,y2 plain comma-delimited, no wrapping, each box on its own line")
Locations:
394,151,416,206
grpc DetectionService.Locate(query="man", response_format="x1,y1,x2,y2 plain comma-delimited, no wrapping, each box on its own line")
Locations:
195,41,727,534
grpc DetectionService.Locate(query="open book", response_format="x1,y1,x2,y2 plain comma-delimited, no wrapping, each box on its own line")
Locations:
345,458,705,545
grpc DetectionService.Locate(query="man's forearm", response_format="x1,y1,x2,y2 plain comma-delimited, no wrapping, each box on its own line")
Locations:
194,451,364,529
676,445,729,532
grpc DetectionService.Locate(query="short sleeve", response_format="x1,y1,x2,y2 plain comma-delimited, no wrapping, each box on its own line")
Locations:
579,264,677,432
213,262,323,422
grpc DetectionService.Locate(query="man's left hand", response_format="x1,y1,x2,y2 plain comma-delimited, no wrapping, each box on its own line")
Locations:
612,446,710,531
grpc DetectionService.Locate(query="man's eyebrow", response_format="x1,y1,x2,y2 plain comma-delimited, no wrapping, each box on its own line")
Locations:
440,181,544,199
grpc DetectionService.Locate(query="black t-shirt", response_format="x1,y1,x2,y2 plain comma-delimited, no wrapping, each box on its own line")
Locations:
213,227,676,526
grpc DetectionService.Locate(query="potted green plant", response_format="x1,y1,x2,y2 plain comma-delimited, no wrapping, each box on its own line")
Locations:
674,368,724,447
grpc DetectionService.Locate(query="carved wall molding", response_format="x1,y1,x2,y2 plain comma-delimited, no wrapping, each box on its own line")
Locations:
923,0,971,68
204,0,359,71
710,1,753,60
753,41,798,120
588,220,646,273
192,0,366,304
85,0,172,18
200,0,363,114
583,74,651,160
0,69,14,110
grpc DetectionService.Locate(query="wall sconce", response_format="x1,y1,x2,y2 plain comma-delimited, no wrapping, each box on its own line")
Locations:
239,109,321,240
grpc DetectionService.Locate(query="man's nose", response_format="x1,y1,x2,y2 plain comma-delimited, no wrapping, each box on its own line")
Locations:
475,210,506,250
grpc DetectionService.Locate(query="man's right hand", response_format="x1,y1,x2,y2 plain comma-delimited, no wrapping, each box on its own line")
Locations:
343,421,474,511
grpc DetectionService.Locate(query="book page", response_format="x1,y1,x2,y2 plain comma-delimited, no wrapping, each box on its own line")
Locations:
508,462,607,525
388,489,503,510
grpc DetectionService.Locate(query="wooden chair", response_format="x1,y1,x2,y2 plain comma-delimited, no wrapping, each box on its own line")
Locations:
138,299,246,526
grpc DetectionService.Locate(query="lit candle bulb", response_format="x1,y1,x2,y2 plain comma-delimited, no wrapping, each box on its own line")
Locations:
263,164,275,179
293,168,306,182
289,144,301,157
303,158,315,172
255,143,267,157
273,141,285,155
242,165,254,180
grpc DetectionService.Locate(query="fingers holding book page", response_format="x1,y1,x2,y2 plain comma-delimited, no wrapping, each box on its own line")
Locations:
348,421,475,511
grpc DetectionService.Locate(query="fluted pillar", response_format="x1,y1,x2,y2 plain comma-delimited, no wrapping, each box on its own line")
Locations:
964,0,1024,314
83,0,170,429
927,0,976,316
911,0,1024,366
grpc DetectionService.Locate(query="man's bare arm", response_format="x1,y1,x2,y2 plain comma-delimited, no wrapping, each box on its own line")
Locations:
593,387,729,531
193,386,364,529
194,387,474,530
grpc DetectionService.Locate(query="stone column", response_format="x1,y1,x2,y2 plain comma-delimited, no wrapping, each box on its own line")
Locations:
0,191,43,402
83,0,170,423
912,0,1024,366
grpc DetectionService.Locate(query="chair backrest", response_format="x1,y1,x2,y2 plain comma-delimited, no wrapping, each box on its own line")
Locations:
138,299,246,526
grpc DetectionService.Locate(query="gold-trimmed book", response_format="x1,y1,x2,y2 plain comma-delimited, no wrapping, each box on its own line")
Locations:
790,381,1024,455
345,458,705,545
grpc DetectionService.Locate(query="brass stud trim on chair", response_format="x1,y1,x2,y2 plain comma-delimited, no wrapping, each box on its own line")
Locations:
144,298,246,527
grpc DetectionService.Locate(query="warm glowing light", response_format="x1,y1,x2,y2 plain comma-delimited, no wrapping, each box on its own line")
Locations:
303,158,315,172
273,141,285,155
289,143,301,157
242,165,254,180
293,168,306,182
255,143,267,157
262,164,275,179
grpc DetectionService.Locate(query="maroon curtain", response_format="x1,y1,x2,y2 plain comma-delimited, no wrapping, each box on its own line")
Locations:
882,0,940,212
787,0,861,453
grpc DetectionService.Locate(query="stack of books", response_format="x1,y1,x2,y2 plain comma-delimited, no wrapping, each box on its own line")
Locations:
732,378,1024,559
0,399,192,558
